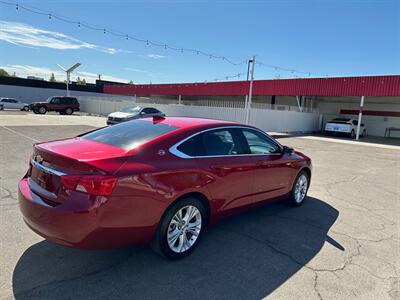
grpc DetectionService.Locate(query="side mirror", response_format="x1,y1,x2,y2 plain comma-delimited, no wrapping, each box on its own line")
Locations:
282,145,294,155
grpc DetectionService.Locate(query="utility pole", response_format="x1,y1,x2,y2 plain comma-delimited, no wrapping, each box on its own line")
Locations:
356,96,365,140
245,56,255,124
57,63,81,97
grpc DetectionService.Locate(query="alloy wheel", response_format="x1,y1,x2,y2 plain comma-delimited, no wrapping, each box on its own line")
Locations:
167,205,202,253
294,174,308,204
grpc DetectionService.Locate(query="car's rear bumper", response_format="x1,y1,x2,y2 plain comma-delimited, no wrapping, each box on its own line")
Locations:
18,178,157,249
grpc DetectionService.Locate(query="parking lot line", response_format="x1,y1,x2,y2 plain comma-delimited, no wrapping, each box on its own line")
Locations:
0,125,39,142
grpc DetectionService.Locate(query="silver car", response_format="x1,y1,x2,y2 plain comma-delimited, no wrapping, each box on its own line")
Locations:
0,98,30,111
107,106,165,125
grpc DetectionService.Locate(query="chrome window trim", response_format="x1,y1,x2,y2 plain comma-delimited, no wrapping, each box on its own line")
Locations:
31,160,66,177
169,126,283,159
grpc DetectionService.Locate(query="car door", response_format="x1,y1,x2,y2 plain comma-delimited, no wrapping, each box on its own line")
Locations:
0,99,9,109
1,99,13,109
49,97,62,111
10,99,20,109
141,107,160,118
238,128,293,203
174,128,256,213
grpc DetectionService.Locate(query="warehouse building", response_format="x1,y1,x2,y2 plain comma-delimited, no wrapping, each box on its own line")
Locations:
105,75,400,138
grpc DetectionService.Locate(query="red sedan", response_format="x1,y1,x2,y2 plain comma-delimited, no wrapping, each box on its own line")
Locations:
18,117,311,259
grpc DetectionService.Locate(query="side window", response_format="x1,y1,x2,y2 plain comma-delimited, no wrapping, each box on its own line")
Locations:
143,108,160,114
10,99,17,103
241,129,281,154
51,98,60,104
177,129,243,157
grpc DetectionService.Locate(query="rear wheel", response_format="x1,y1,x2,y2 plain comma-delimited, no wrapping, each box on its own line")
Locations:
151,197,206,260
22,106,29,111
65,107,73,115
38,106,47,114
287,170,309,206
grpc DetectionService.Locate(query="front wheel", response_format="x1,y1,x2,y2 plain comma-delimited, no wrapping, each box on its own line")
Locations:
288,171,309,206
151,197,207,260
22,106,29,111
65,107,73,115
38,106,47,114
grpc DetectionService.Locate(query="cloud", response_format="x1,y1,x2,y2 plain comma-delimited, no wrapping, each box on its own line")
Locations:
123,67,150,74
1,64,130,83
0,20,126,54
143,54,165,59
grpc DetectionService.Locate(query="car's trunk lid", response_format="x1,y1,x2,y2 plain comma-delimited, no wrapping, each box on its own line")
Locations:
29,138,128,205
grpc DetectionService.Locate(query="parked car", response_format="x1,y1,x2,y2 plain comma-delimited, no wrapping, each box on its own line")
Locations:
30,96,80,115
0,98,30,111
18,117,312,259
107,106,165,125
325,117,366,138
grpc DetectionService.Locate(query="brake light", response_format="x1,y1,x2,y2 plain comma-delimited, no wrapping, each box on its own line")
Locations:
61,175,117,196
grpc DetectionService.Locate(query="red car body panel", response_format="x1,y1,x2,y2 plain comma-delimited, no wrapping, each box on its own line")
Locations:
18,117,311,249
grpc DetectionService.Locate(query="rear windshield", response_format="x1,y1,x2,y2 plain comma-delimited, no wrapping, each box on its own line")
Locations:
329,118,351,124
82,120,178,150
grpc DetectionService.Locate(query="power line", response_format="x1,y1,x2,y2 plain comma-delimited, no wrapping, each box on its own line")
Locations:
0,0,329,78
256,61,327,78
1,0,247,66
202,72,247,83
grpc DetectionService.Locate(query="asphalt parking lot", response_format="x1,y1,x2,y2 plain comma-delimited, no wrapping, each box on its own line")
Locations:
1,111,399,300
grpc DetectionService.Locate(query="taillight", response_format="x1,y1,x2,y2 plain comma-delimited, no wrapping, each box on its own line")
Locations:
61,175,117,196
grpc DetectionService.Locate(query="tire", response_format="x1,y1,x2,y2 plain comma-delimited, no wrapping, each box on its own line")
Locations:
33,110,39,114
350,129,355,139
287,170,309,207
22,106,29,111
38,106,47,114
65,107,73,115
151,197,207,260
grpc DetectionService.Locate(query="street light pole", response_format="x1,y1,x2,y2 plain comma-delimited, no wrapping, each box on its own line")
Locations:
245,56,255,124
57,63,81,97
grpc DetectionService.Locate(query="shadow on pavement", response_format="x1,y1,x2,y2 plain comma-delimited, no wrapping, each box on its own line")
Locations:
13,197,340,299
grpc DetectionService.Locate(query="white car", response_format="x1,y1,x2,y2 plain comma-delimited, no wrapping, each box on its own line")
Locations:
0,98,30,111
325,118,366,138
107,106,165,125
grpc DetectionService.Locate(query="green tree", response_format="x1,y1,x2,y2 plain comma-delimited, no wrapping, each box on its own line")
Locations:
129,80,134,85
81,78,86,85
0,68,10,77
49,73,56,82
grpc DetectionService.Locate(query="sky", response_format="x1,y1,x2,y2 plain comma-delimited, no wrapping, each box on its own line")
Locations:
0,0,399,84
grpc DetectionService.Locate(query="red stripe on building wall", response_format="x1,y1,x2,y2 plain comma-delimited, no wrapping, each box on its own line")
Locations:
105,75,400,97
340,109,400,117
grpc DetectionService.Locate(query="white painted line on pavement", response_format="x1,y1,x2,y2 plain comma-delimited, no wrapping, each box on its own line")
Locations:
0,126,39,142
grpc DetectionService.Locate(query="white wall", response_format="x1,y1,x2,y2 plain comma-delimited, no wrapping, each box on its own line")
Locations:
0,84,135,103
78,98,320,133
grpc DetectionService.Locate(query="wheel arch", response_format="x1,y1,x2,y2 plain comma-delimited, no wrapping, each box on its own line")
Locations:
299,166,312,186
166,192,211,226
